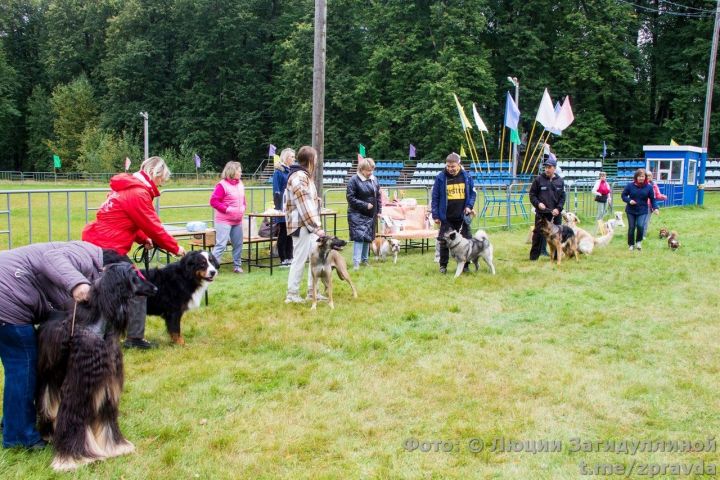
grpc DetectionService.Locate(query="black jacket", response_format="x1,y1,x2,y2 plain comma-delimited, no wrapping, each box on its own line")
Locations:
346,174,381,242
528,173,566,214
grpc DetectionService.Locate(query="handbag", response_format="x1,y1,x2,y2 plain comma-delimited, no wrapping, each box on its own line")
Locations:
594,194,608,203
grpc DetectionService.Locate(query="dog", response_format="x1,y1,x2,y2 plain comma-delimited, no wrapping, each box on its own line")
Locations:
371,237,400,263
309,236,358,310
593,221,615,248
442,229,496,278
36,263,157,471
540,218,579,265
659,227,670,239
142,251,218,345
562,211,596,254
613,211,625,228
668,231,681,250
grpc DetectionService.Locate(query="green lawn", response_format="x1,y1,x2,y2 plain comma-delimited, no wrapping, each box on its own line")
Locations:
1,190,719,479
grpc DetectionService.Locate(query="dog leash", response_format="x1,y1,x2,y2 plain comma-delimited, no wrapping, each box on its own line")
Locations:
70,301,77,337
132,245,171,270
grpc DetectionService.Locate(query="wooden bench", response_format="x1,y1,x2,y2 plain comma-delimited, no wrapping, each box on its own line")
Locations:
380,204,437,253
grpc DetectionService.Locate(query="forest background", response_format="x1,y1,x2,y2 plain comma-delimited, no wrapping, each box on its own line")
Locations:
0,0,718,174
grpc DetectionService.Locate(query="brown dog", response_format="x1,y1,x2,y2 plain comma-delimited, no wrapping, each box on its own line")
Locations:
310,236,358,310
668,231,681,250
540,218,579,265
659,227,670,239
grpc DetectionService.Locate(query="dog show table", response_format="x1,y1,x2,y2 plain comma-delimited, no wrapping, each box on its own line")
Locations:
245,210,337,275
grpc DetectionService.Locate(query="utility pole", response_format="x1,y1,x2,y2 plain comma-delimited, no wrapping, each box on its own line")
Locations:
311,0,327,194
507,76,520,177
139,111,149,160
699,0,720,206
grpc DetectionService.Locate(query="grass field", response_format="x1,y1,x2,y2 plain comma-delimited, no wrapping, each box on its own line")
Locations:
1,189,719,479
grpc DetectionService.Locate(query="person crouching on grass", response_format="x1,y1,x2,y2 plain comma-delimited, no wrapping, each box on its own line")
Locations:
210,161,246,273
431,152,476,274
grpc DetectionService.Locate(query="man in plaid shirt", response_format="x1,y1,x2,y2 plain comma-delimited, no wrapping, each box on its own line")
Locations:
284,146,326,303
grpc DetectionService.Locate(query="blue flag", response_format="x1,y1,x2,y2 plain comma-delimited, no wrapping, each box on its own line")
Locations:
602,141,607,159
504,92,520,130
194,153,201,169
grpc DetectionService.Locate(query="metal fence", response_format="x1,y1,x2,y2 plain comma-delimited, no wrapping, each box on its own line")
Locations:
0,180,685,251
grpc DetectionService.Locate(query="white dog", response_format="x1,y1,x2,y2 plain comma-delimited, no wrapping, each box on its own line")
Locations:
371,237,401,263
613,211,625,228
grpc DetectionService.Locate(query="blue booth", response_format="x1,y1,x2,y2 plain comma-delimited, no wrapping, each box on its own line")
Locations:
642,145,704,206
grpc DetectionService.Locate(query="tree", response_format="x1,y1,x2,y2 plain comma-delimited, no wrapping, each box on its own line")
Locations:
49,76,99,170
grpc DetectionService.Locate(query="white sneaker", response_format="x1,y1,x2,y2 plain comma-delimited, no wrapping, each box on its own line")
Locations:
285,294,305,304
636,242,642,251
629,245,634,251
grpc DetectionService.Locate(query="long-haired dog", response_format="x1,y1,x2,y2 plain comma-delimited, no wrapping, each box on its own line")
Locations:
659,227,670,239
594,221,615,248
613,211,625,228
668,231,681,250
442,229,496,278
36,263,157,471
562,212,595,254
310,236,357,310
142,251,218,345
540,218,579,265
371,237,400,263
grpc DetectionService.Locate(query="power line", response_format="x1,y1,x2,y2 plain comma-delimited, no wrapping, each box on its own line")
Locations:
616,0,715,17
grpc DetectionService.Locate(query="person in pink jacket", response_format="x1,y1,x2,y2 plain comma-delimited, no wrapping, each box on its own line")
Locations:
210,162,246,273
643,171,667,240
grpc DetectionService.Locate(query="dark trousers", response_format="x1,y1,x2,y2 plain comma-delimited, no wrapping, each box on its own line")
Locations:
437,218,471,268
529,213,560,260
626,212,648,246
277,222,293,261
0,322,42,448
126,296,147,339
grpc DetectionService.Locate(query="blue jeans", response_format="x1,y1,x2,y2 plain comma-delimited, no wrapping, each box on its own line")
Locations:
0,322,42,448
213,222,243,268
353,241,370,267
626,212,647,246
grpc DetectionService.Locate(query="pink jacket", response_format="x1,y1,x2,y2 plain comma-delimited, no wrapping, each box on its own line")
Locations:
210,179,246,225
648,181,667,207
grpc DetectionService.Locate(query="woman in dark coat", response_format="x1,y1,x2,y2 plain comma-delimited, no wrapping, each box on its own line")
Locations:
621,168,658,251
346,157,381,269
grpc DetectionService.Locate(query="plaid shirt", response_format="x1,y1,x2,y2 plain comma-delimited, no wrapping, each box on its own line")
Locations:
284,167,322,235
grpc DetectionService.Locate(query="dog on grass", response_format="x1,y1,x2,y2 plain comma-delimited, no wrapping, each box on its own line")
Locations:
36,263,157,472
562,212,596,254
668,231,681,250
141,251,218,345
659,227,670,239
540,218,579,265
593,221,615,248
442,229,496,278
613,211,625,228
310,236,358,310
371,237,400,263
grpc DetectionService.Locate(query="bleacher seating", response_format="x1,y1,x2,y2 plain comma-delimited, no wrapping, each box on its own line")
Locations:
322,161,351,185
410,162,444,185
615,160,646,181
374,161,403,186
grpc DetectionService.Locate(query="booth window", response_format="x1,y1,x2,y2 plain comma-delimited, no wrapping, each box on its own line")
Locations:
687,160,696,185
648,159,683,184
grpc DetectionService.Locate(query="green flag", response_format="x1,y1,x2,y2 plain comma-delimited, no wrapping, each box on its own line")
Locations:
53,154,61,169
510,129,521,145
358,144,366,157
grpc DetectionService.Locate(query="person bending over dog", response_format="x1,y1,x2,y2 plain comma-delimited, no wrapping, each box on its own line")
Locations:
284,146,326,303
0,241,123,450
82,156,185,349
431,152,476,275
528,156,566,261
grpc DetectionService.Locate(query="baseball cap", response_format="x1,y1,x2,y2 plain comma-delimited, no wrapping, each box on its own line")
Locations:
542,155,557,167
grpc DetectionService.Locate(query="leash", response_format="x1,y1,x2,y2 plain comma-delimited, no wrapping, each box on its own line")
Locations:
70,301,77,337
132,245,171,270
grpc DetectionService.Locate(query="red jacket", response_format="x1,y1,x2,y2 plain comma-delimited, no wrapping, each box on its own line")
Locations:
82,172,180,255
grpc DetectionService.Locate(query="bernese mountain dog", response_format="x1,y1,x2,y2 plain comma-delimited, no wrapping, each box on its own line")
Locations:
142,251,219,345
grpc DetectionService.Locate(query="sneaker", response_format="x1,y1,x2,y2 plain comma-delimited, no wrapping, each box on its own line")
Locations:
439,266,447,274
233,266,244,274
353,263,360,271
636,242,642,251
123,338,157,350
26,439,48,451
361,261,370,267
629,245,634,251
285,294,305,304
279,259,292,268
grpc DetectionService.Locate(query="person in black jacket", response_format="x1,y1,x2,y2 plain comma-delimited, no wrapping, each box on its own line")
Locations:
528,157,566,260
346,157,381,270
272,148,296,267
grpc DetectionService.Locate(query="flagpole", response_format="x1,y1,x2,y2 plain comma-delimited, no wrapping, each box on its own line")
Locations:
499,127,506,174
465,130,481,172
524,130,548,174
522,120,538,173
479,132,491,171
528,131,551,175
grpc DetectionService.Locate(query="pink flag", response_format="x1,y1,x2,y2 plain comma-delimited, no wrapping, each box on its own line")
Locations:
124,157,131,171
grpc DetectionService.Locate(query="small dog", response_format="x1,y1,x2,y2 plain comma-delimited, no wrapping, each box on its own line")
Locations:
613,211,625,228
442,229,496,278
668,231,681,250
540,218,579,265
310,236,358,310
562,211,595,254
142,251,218,345
36,263,158,471
371,237,400,263
594,222,615,248
659,227,670,239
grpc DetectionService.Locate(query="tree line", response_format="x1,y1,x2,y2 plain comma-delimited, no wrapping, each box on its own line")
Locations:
0,0,717,173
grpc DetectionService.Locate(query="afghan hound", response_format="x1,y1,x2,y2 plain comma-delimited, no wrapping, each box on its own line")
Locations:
36,262,157,472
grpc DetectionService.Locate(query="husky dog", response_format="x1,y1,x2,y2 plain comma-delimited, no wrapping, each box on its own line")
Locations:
371,237,401,263
442,229,496,278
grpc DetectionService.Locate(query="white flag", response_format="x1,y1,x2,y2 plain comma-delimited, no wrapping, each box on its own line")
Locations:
535,88,556,130
552,96,575,132
472,103,489,132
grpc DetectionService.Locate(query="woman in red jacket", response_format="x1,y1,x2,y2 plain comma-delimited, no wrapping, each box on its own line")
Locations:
82,156,185,349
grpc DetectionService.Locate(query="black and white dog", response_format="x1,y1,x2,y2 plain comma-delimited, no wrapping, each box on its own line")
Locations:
36,262,157,471
442,229,496,278
142,251,218,345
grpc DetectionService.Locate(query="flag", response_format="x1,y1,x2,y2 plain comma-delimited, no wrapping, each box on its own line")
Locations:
452,93,472,130
504,92,520,130
535,88,555,130
510,129,521,145
273,154,281,168
358,143,366,156
53,154,61,169
552,96,575,132
460,145,466,158
357,153,363,162
268,144,276,157
549,102,563,136
472,103,489,132
194,153,201,169
602,141,607,158
409,144,416,158
124,157,131,171
670,139,679,146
